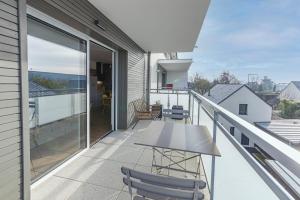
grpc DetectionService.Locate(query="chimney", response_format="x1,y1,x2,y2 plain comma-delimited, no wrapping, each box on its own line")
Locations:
208,89,211,96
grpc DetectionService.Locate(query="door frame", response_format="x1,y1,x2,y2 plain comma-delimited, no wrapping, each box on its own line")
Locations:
27,6,118,188
88,41,118,146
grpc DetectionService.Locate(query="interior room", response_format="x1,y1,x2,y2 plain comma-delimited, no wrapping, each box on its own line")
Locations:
89,42,113,145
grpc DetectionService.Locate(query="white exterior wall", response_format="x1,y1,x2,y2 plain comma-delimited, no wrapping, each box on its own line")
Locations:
279,83,300,102
220,87,272,123
29,93,86,128
150,53,167,89
218,86,272,146
166,71,188,89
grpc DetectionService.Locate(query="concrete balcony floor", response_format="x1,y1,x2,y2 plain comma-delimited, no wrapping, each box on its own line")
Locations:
32,120,210,200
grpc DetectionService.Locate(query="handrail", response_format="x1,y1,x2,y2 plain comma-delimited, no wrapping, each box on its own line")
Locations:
196,95,294,199
150,88,189,94
191,90,300,179
29,88,86,97
150,89,300,199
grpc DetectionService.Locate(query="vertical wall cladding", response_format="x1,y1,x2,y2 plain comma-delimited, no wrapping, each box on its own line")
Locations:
127,52,146,125
28,0,147,128
0,0,23,199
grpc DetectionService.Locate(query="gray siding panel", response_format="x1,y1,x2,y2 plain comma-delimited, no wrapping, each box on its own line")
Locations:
0,60,19,69
0,2,17,16
0,0,22,199
0,165,21,187
0,9,18,23
0,34,18,46
0,17,18,31
28,0,147,128
0,141,20,157
0,91,20,100
0,147,20,163
0,178,21,200
0,26,18,38
127,52,146,125
0,51,19,61
0,128,20,140
0,99,20,108
1,0,17,8
0,76,19,84
0,84,19,92
0,43,19,54
0,122,20,134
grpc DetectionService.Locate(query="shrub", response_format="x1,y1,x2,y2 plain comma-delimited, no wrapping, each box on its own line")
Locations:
279,99,300,119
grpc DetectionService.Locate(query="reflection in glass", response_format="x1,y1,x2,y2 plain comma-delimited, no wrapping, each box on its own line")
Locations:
28,18,87,181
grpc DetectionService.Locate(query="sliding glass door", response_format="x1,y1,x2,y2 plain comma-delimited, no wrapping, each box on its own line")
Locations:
28,18,87,181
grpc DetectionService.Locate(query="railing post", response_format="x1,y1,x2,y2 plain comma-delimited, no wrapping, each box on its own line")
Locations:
191,95,194,124
197,100,200,125
188,91,191,115
210,111,218,200
167,93,170,109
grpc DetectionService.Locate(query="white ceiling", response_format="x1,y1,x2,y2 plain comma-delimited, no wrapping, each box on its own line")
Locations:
88,0,210,52
158,59,192,72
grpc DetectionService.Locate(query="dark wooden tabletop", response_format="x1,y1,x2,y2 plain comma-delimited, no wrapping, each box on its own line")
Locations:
135,121,221,156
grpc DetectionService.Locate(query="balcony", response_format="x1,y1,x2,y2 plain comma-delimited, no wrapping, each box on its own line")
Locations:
32,90,300,200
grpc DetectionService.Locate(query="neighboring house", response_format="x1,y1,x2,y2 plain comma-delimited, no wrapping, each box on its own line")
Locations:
204,84,272,146
279,81,300,102
274,83,288,92
151,53,192,90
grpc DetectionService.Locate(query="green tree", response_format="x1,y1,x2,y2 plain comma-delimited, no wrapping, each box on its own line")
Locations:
217,71,241,84
190,73,211,95
279,99,300,119
32,76,67,89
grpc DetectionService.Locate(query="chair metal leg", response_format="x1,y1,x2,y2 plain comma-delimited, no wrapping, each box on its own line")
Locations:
132,120,139,129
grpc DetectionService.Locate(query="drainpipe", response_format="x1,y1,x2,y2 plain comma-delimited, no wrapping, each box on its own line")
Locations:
146,51,151,105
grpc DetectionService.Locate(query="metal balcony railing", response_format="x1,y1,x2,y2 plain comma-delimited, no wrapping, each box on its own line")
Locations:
150,89,300,200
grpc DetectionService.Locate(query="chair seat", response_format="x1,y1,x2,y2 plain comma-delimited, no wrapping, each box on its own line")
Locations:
122,167,205,200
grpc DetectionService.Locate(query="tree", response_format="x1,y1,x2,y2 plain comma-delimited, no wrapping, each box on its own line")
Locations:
216,71,241,84
190,73,211,95
279,99,300,119
31,76,67,89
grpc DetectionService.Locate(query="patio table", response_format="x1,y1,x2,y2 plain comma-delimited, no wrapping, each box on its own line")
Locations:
134,121,221,180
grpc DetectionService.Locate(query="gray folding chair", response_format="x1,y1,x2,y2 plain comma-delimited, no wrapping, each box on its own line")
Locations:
121,167,206,200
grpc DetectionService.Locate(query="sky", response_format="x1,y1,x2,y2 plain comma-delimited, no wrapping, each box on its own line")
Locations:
178,0,300,84
28,35,86,75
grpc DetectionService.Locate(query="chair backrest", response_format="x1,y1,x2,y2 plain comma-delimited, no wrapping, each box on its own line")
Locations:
121,167,205,200
133,99,147,112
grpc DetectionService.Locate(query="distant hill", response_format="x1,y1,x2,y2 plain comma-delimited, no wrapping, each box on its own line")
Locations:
29,71,86,81
29,71,86,89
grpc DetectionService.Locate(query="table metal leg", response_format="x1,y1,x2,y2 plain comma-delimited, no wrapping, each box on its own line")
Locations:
151,147,155,173
151,148,201,178
184,152,187,177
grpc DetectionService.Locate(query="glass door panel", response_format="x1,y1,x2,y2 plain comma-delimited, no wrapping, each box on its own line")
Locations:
28,18,87,181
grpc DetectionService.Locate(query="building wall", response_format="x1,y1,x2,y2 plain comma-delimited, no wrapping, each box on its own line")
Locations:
150,53,167,89
279,83,300,102
27,0,147,128
1,0,147,197
219,86,272,146
0,0,27,199
166,71,188,89
127,52,146,125
220,86,272,123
